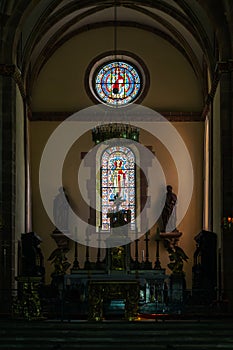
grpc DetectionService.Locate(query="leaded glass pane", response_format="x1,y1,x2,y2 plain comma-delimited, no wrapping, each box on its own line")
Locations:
101,146,136,230
95,61,141,106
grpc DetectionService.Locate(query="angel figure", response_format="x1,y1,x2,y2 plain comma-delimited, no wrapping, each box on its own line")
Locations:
164,238,188,274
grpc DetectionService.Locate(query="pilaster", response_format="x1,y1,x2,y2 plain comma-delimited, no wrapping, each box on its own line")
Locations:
0,65,17,313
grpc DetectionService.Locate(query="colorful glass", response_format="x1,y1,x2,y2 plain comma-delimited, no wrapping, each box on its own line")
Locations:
94,61,141,106
101,146,136,231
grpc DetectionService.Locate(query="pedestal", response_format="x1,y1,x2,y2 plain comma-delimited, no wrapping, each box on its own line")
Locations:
160,230,182,240
49,229,71,288
12,276,43,320
169,273,186,304
51,229,70,249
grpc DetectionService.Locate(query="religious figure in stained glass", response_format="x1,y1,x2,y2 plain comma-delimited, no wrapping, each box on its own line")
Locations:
111,159,126,199
94,61,141,106
100,146,136,231
112,68,124,96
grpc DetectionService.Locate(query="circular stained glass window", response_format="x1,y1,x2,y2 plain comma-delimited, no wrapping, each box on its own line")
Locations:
86,53,149,107
93,61,142,107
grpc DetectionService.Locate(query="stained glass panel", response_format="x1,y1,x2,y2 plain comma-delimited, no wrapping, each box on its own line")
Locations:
95,61,141,106
101,146,136,231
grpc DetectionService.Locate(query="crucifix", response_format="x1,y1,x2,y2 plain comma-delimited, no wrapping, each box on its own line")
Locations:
72,227,79,270
113,193,124,212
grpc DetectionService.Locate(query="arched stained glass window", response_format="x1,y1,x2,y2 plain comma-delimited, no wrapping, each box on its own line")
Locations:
101,145,136,231
94,61,141,107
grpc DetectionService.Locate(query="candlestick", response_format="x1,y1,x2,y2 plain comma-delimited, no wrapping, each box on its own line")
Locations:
84,231,91,269
144,231,152,269
96,231,103,269
155,227,161,241
72,227,79,270
133,238,140,270
154,228,162,270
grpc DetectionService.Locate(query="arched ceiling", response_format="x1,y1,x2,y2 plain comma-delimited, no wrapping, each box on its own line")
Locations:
1,0,232,101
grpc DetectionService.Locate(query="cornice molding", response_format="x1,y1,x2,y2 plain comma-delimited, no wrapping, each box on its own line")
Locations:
31,111,203,122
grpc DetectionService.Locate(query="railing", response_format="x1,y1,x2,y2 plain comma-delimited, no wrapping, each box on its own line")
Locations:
0,286,232,321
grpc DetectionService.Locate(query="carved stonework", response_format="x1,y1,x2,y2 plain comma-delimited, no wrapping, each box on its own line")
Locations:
217,60,233,73
0,64,26,98
0,63,15,76
110,246,126,271
161,231,188,275
12,276,43,320
51,229,70,249
160,230,182,240
88,280,140,321
202,60,233,118
48,230,71,283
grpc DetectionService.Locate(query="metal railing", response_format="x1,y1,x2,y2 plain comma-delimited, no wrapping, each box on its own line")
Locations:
0,286,232,321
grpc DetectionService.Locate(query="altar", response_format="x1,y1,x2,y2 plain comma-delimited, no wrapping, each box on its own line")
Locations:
88,279,140,321
42,177,189,321
63,268,167,320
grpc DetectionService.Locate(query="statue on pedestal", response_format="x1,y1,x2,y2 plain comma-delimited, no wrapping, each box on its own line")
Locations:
53,187,69,232
50,187,71,287
163,238,188,275
21,232,45,278
161,185,177,233
159,185,188,279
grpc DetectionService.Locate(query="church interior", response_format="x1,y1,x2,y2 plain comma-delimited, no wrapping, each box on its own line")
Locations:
0,0,233,347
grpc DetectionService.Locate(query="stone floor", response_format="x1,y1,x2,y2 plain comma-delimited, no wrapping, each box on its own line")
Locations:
1,317,233,349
